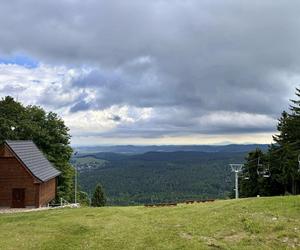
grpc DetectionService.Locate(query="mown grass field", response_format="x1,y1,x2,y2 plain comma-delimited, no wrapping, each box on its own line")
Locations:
0,196,300,249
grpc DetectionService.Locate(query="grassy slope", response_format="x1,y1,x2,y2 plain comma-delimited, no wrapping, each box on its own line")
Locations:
0,196,300,250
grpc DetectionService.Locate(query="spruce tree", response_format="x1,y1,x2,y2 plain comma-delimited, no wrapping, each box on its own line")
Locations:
241,88,300,197
271,88,300,194
91,183,107,207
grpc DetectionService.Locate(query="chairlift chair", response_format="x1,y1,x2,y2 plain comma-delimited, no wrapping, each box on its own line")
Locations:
256,158,271,178
262,163,271,178
244,174,250,180
243,166,250,180
256,158,264,175
225,176,231,183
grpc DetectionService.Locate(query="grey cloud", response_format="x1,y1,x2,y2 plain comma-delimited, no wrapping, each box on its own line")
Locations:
109,115,122,122
0,0,299,138
70,100,92,113
71,120,275,139
0,84,26,93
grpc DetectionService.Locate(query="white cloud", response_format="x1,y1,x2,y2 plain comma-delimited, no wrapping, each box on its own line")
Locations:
0,64,80,110
199,111,276,131
64,105,153,136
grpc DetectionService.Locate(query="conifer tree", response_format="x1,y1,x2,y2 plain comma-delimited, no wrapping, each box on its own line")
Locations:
91,183,107,207
241,88,300,197
271,88,300,194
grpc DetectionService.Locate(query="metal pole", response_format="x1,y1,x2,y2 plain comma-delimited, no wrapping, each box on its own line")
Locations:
230,164,242,199
73,151,78,205
75,164,77,204
88,165,92,207
235,171,239,199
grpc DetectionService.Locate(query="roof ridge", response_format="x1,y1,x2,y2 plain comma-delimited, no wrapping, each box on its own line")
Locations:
5,140,34,142
5,140,61,182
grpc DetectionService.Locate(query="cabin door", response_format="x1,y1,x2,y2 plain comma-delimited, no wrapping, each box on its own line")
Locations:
12,188,25,208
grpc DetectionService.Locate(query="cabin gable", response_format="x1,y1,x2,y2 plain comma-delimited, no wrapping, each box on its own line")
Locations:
0,142,60,208
0,144,14,157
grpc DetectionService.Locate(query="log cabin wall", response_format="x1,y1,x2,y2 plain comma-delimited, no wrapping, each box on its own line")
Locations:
39,178,56,207
0,157,37,207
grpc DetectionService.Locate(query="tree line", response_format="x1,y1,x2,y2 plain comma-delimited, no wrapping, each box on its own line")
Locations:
0,96,107,206
240,88,300,197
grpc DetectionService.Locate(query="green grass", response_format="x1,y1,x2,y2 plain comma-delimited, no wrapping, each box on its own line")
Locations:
0,196,300,249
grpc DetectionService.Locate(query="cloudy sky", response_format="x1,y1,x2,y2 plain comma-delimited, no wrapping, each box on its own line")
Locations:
0,0,299,145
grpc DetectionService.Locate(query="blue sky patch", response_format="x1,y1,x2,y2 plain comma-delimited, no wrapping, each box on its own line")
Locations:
0,54,38,68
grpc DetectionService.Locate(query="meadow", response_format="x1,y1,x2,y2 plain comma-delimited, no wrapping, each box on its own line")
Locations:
0,196,300,249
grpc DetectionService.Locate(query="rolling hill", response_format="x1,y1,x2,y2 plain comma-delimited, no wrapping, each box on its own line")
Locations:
0,196,299,249
75,151,245,205
75,144,269,154
73,145,268,205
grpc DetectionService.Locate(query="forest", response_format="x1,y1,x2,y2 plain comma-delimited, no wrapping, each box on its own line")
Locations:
74,147,263,205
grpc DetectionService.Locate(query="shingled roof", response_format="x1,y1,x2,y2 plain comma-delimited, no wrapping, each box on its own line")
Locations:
5,140,61,182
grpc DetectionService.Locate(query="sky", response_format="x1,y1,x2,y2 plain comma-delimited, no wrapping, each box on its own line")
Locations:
0,0,299,146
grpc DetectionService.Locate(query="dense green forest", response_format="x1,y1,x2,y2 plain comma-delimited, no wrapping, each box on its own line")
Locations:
74,148,265,205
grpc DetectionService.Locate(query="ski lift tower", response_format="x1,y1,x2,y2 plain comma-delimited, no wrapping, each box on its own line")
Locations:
230,164,244,199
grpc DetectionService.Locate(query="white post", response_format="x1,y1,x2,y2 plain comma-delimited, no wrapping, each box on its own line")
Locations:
235,171,239,199
75,164,77,204
73,151,78,205
88,165,92,207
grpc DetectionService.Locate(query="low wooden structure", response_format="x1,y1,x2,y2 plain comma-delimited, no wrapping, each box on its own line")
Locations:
144,203,177,207
0,140,61,208
185,199,215,204
144,199,216,207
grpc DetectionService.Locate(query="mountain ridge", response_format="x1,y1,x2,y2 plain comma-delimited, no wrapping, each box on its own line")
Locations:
75,144,269,154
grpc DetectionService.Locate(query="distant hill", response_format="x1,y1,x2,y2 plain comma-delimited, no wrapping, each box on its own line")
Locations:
75,144,269,154
72,145,268,205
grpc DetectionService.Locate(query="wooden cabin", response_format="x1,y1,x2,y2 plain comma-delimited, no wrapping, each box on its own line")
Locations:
0,140,61,208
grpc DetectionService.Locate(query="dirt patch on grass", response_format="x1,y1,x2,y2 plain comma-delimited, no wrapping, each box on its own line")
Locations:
199,236,224,249
281,237,300,248
180,232,193,240
222,232,247,242
0,207,51,214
